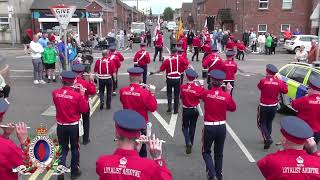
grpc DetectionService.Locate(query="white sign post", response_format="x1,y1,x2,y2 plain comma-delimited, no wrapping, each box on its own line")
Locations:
50,5,76,70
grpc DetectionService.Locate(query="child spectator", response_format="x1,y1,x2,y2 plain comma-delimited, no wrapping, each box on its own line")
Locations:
42,42,57,82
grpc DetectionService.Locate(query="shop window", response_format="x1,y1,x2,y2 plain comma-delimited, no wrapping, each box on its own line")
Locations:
0,17,9,31
281,24,290,32
282,0,293,10
259,0,268,9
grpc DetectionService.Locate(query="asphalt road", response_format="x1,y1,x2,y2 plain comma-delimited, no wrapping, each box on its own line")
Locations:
0,30,296,180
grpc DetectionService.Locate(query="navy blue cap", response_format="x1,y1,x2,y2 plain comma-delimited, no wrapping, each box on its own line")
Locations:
185,68,198,79
113,109,146,131
226,50,235,57
209,69,226,80
309,77,320,90
0,99,9,113
266,64,278,74
140,42,146,47
127,67,144,76
72,64,85,73
280,116,313,144
61,71,77,81
211,46,218,52
108,44,117,50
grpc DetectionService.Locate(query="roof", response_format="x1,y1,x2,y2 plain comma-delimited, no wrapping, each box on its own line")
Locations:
182,3,192,11
30,0,91,10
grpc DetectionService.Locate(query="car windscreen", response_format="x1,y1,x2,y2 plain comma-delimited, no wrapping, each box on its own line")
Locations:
288,36,297,41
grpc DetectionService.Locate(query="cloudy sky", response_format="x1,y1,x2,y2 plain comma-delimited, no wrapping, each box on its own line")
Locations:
123,0,192,14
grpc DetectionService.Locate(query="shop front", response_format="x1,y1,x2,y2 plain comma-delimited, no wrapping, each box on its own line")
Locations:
87,12,103,37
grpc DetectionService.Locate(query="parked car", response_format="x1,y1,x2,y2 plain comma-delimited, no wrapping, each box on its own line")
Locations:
276,61,320,112
284,35,318,53
166,21,177,31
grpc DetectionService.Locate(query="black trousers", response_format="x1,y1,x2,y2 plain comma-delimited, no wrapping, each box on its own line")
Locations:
236,50,245,60
265,46,272,55
192,47,199,61
112,74,118,91
257,105,277,142
166,78,180,112
98,78,113,108
57,124,80,174
153,47,163,61
139,129,147,157
134,64,147,84
82,105,90,142
180,73,184,85
202,124,226,180
0,85,10,98
223,81,235,97
182,108,199,146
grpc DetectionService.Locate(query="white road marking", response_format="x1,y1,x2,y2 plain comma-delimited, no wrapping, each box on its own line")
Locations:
11,69,33,72
161,86,167,92
165,46,171,54
11,76,33,78
152,111,178,137
16,55,30,59
226,123,256,162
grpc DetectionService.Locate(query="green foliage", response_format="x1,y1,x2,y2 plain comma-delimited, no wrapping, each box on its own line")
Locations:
163,7,174,21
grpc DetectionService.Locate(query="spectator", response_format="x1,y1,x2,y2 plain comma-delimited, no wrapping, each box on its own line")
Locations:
187,30,195,52
258,33,266,54
67,37,77,68
236,40,246,61
36,29,42,38
192,33,201,61
146,30,152,48
221,31,229,51
38,31,49,48
21,29,32,54
49,33,56,43
265,34,273,55
295,45,308,62
57,38,66,71
217,29,223,52
170,30,177,51
308,40,318,64
293,28,302,35
283,28,292,42
119,30,125,49
242,30,250,47
250,31,257,52
29,35,45,85
42,42,57,83
271,34,278,55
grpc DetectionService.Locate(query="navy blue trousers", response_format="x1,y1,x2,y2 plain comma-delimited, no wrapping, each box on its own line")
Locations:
99,78,113,108
134,64,147,84
182,108,199,146
257,105,277,142
166,78,180,112
202,124,226,180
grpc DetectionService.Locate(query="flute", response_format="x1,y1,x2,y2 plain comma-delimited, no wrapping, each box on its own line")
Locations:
136,139,166,143
0,125,31,129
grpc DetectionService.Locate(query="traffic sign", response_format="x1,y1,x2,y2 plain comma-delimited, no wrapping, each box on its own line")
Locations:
50,5,76,30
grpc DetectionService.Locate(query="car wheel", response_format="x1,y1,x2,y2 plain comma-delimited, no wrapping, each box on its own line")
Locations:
294,47,301,54
277,94,286,113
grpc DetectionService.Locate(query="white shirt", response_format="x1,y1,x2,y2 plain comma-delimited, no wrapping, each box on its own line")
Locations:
29,41,44,59
295,50,308,61
258,35,266,43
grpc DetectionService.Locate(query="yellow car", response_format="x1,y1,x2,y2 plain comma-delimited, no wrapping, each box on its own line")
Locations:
276,62,320,111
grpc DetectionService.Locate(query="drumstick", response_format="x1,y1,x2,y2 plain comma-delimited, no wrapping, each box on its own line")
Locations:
0,125,31,129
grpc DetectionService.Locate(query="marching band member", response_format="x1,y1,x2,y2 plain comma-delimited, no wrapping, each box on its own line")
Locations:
133,43,151,84
108,44,122,96
153,30,163,62
223,51,238,96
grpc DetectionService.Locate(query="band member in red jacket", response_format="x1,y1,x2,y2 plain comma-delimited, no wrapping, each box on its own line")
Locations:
133,43,151,84
119,67,157,157
180,69,204,154
258,116,320,180
192,34,201,61
223,51,238,96
108,44,122,95
153,30,163,62
96,110,172,180
202,39,212,60
236,40,246,61
292,78,320,144
201,70,236,180
72,63,97,145
257,64,288,149
52,71,89,178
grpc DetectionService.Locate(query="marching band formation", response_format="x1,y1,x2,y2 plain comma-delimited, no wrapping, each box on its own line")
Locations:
1,28,320,180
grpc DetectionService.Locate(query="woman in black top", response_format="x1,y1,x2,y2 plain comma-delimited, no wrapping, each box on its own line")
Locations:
187,30,195,52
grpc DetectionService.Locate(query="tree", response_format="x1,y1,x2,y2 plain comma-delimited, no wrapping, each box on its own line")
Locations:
163,7,174,21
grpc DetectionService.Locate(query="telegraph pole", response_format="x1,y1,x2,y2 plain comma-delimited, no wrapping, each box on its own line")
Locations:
113,0,118,32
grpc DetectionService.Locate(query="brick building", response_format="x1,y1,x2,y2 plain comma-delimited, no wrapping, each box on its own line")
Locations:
181,3,193,29
190,0,316,38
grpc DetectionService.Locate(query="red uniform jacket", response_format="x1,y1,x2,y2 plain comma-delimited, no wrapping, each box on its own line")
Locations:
155,33,163,48
202,43,211,54
120,83,157,122
180,82,204,107
257,149,320,180
193,37,201,47
202,53,225,73
160,55,189,78
114,51,124,62
257,76,288,106
133,50,151,66
201,87,236,122
226,40,235,50
96,148,172,180
180,37,188,51
205,33,210,42
292,94,320,133
74,76,97,100
236,42,246,51
0,136,23,180
224,60,238,81
109,53,122,69
94,57,116,79
178,53,188,62
52,86,89,124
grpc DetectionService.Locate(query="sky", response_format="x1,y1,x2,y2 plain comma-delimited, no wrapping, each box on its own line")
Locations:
122,0,193,14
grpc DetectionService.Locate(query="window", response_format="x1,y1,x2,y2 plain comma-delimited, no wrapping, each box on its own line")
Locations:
259,0,268,9
279,65,294,76
307,71,320,86
258,24,267,33
281,24,290,32
282,0,293,9
287,67,309,84
0,17,9,31
299,36,312,42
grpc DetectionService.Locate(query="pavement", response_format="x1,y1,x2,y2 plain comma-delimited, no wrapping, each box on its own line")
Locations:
0,30,297,180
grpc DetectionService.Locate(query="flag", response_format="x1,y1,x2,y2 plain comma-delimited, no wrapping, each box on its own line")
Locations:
176,17,183,41
154,14,160,36
204,18,207,28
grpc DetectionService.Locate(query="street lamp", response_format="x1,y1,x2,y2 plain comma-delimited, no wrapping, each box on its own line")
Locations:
7,5,14,47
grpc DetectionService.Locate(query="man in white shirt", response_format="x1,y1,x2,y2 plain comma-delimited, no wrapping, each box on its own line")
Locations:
258,33,266,53
295,45,308,62
29,35,46,85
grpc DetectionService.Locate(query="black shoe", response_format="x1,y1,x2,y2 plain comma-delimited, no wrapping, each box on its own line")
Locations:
186,145,192,154
57,174,64,180
112,92,117,96
167,108,172,113
83,139,90,145
173,110,178,114
53,79,57,82
71,170,81,179
47,79,51,83
100,103,104,110
106,106,111,110
264,140,273,149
